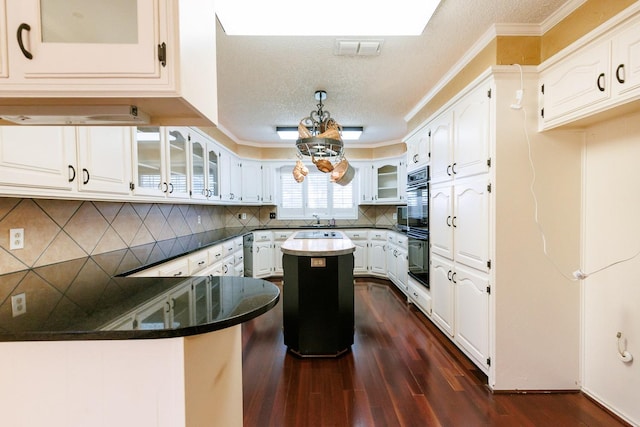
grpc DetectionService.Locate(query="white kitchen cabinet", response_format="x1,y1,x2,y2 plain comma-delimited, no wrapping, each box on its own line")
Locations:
188,128,220,201
253,231,273,278
357,156,406,204
453,84,491,179
0,126,76,191
219,149,242,203
430,181,454,260
386,231,408,295
429,110,454,184
539,39,610,127
0,126,131,197
133,126,190,200
241,160,262,204
76,127,133,196
430,254,454,336
273,230,292,275
405,125,430,171
261,163,276,204
368,230,387,275
454,263,489,369
0,1,7,79
539,9,640,130
1,1,218,126
408,277,432,317
344,230,368,275
453,176,491,273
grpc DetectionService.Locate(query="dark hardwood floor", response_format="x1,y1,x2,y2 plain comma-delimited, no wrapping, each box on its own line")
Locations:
242,280,626,427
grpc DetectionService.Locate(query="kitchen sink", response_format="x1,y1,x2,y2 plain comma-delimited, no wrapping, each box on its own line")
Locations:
294,231,343,239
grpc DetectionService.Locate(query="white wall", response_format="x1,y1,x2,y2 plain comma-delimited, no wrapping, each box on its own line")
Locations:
582,111,640,426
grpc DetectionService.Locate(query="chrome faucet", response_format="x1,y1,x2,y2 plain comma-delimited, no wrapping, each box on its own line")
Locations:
313,214,320,225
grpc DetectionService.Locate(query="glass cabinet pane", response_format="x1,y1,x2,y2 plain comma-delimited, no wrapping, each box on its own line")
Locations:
40,0,138,44
208,149,219,198
168,129,188,195
136,127,162,191
377,164,398,200
137,304,167,330
193,277,209,324
171,289,191,329
191,140,206,197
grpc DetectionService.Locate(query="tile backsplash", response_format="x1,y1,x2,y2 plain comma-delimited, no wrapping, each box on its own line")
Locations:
0,197,397,275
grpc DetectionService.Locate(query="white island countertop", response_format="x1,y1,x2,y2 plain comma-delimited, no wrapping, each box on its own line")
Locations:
280,230,355,256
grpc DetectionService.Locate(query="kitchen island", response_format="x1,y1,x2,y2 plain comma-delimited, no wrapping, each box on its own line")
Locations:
0,264,279,427
280,230,356,357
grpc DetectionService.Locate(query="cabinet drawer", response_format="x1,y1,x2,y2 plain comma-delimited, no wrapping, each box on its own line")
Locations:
273,230,292,240
369,230,387,241
207,245,224,264
395,234,407,248
223,241,235,255
254,231,272,242
408,279,432,316
188,251,209,275
234,237,244,250
344,230,366,240
157,259,189,278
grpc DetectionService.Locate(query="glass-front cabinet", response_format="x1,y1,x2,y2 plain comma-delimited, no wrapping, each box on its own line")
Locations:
6,0,162,79
133,126,191,200
189,129,219,200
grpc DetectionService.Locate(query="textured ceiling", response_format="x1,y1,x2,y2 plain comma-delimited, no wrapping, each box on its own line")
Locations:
216,0,572,148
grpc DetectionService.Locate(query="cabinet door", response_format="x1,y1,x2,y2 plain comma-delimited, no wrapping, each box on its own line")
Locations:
453,84,491,179
454,176,490,273
429,110,453,183
0,126,75,190
430,254,454,336
396,249,408,291
386,243,397,282
254,241,273,278
0,1,7,79
430,181,454,260
190,135,207,201
241,160,262,203
612,19,640,97
166,128,190,199
374,162,399,202
261,163,274,204
76,126,132,195
207,144,220,200
454,264,489,369
406,126,430,171
541,39,610,124
369,241,387,275
133,126,165,197
352,239,368,274
169,283,192,329
358,164,373,203
7,1,161,78
219,150,241,202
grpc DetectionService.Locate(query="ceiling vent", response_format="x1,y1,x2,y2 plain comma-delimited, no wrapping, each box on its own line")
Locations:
334,39,383,56
0,105,150,125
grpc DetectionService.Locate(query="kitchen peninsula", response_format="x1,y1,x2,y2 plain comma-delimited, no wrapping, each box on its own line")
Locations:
280,230,356,357
0,259,279,427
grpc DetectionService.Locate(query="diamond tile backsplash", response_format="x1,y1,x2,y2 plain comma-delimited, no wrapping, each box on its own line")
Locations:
0,197,397,276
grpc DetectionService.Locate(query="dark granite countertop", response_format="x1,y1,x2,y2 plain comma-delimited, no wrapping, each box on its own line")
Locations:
0,225,400,342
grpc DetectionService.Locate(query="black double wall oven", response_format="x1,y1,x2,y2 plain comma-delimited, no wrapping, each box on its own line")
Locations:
405,166,429,289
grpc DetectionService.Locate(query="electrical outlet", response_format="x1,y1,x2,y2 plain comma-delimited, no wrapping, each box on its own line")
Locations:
197,215,201,224
241,213,247,220
270,212,276,219
392,213,397,220
9,228,24,250
11,293,26,317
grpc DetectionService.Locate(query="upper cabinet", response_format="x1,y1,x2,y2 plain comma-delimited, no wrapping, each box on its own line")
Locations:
0,0,218,126
358,156,406,204
0,125,132,197
133,126,190,200
405,126,430,171
539,7,640,130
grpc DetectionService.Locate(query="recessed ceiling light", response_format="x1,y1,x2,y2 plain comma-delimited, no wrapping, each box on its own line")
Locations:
217,0,441,36
276,126,363,141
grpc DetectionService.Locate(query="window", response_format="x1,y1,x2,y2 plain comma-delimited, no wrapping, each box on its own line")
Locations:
277,165,358,219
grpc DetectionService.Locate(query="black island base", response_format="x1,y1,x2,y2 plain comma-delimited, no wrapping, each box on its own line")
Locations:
282,253,355,357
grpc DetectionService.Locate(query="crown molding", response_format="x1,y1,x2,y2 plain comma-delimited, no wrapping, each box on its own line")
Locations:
540,0,588,33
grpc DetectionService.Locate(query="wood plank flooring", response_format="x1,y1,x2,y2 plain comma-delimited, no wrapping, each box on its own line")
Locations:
242,280,626,426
